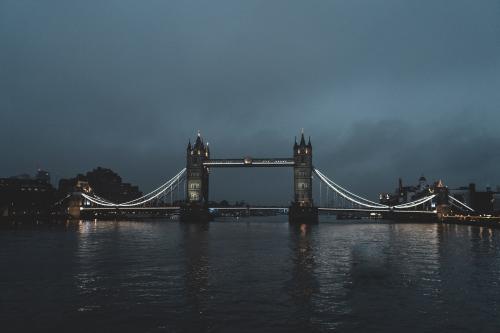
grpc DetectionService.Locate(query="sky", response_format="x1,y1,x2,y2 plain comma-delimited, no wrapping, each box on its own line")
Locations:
1,0,499,204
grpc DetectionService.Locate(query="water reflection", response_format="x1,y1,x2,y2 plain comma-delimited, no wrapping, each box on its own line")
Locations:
181,223,211,331
436,224,500,330
2,219,500,332
287,223,320,331
339,223,442,331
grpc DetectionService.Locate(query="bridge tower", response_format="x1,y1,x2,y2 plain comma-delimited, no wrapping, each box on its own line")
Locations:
181,131,211,222
434,179,450,219
289,130,318,224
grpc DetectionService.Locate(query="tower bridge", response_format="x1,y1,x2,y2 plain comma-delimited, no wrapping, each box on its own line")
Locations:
182,130,315,222
69,130,476,223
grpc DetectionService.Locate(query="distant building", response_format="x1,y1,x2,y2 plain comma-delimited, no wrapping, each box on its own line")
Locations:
380,175,434,207
450,183,495,214
58,173,89,194
0,171,56,217
35,169,50,184
10,173,31,180
58,167,141,203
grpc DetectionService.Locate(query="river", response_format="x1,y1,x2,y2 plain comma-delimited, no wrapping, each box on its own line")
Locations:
1,217,499,332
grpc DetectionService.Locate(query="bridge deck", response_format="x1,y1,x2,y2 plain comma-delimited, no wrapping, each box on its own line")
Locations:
318,208,437,214
80,206,436,215
80,207,180,211
209,207,288,211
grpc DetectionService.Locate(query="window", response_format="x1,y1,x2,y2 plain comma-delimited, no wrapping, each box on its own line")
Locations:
296,171,306,177
189,182,200,189
297,182,308,189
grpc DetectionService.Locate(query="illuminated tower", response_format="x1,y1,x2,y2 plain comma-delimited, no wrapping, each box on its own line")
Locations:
293,130,313,206
186,131,210,204
289,130,317,223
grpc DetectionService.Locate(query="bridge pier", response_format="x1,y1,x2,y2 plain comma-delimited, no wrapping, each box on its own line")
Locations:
180,203,212,223
288,204,318,224
67,193,82,219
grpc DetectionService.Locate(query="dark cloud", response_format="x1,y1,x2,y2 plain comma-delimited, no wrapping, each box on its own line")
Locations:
1,0,499,204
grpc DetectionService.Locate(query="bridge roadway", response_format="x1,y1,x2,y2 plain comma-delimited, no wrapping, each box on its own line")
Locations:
318,208,437,214
80,206,437,215
80,207,180,211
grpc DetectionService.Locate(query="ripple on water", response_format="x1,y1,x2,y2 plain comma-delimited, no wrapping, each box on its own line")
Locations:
1,219,500,332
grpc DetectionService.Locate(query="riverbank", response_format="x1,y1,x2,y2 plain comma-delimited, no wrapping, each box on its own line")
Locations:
440,215,500,228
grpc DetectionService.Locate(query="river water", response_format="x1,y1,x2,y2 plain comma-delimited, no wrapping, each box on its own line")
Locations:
1,217,499,332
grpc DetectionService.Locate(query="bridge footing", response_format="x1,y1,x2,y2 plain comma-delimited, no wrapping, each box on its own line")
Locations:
67,194,82,220
180,203,213,223
288,204,318,224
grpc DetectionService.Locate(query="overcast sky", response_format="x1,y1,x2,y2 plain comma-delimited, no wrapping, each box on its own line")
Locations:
1,0,499,204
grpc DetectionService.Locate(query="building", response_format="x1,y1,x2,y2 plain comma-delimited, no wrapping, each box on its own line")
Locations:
0,171,56,217
380,175,434,206
35,169,51,184
58,173,89,194
450,183,496,214
58,167,142,203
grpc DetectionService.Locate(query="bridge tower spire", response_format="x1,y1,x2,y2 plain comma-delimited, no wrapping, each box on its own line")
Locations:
289,130,318,223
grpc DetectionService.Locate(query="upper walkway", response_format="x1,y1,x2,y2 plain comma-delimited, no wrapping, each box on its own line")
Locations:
203,158,294,167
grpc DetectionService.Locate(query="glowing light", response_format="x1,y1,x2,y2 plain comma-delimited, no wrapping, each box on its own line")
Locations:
81,169,186,208
314,169,389,208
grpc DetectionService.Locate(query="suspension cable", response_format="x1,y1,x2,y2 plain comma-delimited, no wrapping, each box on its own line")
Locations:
449,195,475,212
82,169,186,207
314,170,390,209
393,195,436,209
315,168,437,210
314,169,389,208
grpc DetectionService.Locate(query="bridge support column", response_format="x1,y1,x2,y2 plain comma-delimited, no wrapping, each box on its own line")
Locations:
181,132,212,223
67,193,82,220
288,204,318,224
289,131,318,224
435,180,450,220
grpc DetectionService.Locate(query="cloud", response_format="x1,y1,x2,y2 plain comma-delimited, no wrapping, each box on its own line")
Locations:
1,0,499,203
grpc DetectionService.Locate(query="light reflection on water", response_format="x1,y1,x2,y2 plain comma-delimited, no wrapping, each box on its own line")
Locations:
1,218,500,332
